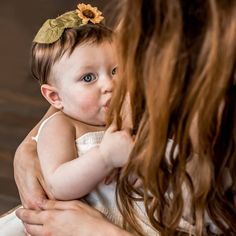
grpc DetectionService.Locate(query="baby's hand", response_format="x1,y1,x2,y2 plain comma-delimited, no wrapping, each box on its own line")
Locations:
99,125,134,168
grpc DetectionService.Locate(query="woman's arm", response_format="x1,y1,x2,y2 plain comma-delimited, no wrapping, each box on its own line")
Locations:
14,106,57,209
16,200,133,236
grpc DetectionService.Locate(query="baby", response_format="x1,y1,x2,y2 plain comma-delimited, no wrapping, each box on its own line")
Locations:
0,3,133,235
31,2,133,221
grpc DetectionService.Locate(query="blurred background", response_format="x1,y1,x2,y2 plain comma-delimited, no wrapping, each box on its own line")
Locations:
0,0,116,214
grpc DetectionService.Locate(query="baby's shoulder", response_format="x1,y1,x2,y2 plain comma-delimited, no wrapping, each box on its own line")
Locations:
50,114,93,138
41,112,76,133
34,112,76,143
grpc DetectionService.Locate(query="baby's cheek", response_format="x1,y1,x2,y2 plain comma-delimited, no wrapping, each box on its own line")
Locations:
79,97,98,113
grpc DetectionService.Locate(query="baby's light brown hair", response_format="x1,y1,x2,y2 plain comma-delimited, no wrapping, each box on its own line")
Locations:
31,24,113,85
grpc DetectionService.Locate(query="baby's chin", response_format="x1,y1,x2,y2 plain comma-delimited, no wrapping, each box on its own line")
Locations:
93,117,106,127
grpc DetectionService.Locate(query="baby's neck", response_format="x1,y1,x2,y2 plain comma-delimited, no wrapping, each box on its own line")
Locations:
74,120,105,140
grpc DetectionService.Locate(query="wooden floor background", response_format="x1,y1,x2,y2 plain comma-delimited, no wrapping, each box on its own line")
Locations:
0,0,114,214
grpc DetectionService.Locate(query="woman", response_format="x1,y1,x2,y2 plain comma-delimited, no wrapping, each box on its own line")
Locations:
15,0,236,235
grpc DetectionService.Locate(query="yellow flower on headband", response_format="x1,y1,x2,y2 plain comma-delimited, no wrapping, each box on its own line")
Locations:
76,3,104,24
33,3,104,44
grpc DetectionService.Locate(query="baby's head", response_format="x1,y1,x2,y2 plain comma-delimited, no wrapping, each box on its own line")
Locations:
31,4,117,126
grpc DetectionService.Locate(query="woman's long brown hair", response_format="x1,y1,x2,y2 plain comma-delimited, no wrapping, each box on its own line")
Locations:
108,0,236,235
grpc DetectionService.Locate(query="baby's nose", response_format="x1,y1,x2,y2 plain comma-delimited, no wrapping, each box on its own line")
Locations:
101,75,114,93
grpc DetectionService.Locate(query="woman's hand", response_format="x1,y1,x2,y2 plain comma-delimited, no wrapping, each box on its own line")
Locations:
16,200,132,236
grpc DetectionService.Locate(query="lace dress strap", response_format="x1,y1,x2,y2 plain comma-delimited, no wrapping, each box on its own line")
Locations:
32,112,61,142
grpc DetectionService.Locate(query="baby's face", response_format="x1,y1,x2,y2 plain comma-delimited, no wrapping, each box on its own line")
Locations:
51,41,118,126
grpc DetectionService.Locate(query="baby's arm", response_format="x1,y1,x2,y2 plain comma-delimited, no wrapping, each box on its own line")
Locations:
37,116,133,201
14,105,58,208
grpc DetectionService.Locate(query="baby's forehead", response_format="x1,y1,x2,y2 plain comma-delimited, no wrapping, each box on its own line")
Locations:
73,38,115,52
63,40,115,61
50,40,117,80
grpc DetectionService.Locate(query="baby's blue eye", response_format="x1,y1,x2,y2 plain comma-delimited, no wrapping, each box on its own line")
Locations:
82,73,96,83
112,67,118,76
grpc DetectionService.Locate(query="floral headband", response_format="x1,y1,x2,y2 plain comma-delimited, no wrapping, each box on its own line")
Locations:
33,3,104,44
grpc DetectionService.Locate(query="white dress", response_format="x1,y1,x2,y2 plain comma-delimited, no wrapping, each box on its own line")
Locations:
0,114,157,235
0,115,195,235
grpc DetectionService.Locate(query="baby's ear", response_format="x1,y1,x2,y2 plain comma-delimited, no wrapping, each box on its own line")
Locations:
41,84,63,109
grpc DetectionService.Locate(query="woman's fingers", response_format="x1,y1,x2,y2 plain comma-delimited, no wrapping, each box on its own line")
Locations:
24,224,43,236
21,199,97,215
47,200,72,210
16,208,44,225
40,199,81,211
15,201,113,236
